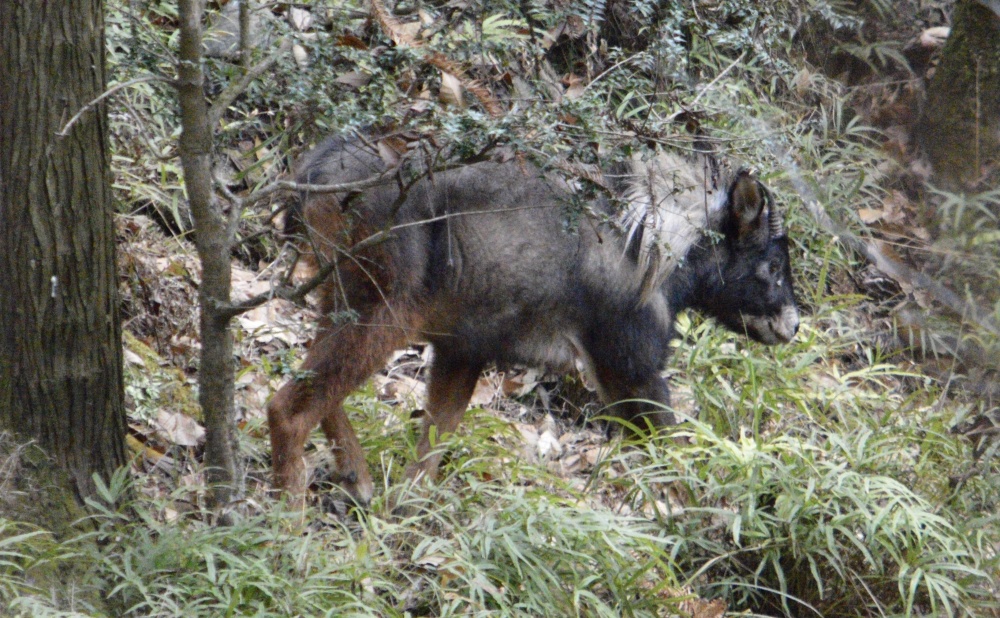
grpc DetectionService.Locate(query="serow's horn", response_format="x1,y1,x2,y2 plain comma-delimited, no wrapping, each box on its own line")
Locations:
768,194,785,238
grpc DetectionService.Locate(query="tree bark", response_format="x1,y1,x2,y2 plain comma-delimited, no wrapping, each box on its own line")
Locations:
0,0,127,499
919,0,1000,186
177,0,243,506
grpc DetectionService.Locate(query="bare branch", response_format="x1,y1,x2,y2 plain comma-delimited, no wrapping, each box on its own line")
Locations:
58,75,171,137
216,203,549,320
369,0,505,118
217,227,393,320
752,113,1000,338
234,132,496,212
806,199,1000,337
239,0,252,72
178,0,243,507
207,37,293,127
782,161,1000,337
238,168,401,210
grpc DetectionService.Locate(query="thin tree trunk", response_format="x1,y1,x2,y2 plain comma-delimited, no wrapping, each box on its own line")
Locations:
0,0,127,498
176,0,243,506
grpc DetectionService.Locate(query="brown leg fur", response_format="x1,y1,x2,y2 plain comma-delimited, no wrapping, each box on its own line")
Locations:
268,305,413,506
405,355,484,484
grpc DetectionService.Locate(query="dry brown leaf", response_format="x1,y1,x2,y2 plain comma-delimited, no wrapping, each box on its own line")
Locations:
793,67,814,97
369,0,504,117
858,207,885,224
155,409,205,447
417,8,436,27
336,33,368,50
415,554,447,570
253,135,271,163
469,377,497,407
377,140,402,167
373,373,426,403
162,259,191,278
559,453,585,474
516,422,540,457
124,348,145,366
438,71,464,107
288,7,313,31
501,368,540,397
562,73,586,100
126,433,165,462
582,446,613,466
334,71,372,89
410,84,434,114
881,190,910,222
537,430,562,459
682,597,727,618
859,195,905,225
292,44,309,69
394,21,423,42
231,265,272,298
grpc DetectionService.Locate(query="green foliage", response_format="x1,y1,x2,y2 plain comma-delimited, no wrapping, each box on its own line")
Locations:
611,421,990,616
0,523,61,607
122,332,199,423
643,288,1000,615
0,465,681,617
929,186,1000,278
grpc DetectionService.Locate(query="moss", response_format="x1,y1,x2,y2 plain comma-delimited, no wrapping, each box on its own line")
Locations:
124,330,202,421
0,439,109,614
920,0,1000,185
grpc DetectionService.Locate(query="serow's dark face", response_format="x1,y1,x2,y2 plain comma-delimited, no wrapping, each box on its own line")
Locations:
698,171,799,345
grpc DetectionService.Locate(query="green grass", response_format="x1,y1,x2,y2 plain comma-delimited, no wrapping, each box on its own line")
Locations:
1,360,997,617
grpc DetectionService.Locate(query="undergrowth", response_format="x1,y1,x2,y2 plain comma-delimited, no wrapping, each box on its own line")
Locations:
0,390,995,616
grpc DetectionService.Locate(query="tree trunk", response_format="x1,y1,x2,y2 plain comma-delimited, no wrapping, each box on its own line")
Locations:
177,0,243,507
919,0,1000,186
0,1,127,499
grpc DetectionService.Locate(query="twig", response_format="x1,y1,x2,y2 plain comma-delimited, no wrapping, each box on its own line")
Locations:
583,53,641,94
238,169,401,210
239,0,252,72
745,111,1000,338
207,37,293,127
368,0,505,117
685,51,746,111
216,203,550,320
58,75,170,137
216,249,344,319
798,181,1000,338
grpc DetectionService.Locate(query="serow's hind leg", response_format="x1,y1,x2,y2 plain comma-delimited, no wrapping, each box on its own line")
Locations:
269,309,409,507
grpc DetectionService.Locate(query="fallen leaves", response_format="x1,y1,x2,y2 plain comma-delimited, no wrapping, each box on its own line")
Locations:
154,409,206,447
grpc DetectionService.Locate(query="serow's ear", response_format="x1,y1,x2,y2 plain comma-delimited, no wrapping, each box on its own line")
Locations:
729,170,767,243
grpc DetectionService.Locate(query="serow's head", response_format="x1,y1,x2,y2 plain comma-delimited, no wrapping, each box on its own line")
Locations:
691,170,799,345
